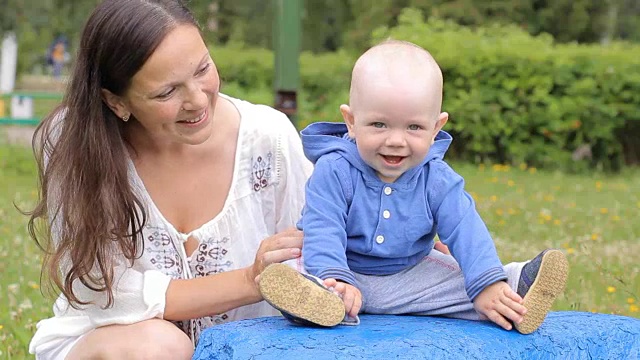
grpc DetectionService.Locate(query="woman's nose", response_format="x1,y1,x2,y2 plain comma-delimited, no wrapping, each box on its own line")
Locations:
182,84,209,111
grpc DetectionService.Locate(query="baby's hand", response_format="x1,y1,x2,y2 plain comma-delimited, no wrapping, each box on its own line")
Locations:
473,281,526,331
323,278,362,318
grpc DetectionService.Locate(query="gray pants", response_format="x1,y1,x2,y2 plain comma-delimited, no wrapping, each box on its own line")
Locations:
354,249,525,320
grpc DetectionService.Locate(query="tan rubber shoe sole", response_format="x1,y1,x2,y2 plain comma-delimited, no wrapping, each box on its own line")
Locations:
515,250,569,334
259,263,345,327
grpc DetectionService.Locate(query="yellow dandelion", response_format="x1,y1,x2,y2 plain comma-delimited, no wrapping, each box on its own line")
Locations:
554,219,561,225
0,325,3,330
499,219,506,226
600,208,609,214
611,215,621,222
470,192,479,201
539,210,552,222
561,242,570,249
595,181,602,190
496,209,504,216
490,195,498,202
29,281,39,289
607,286,616,294
628,298,636,304
490,177,498,183
637,201,640,208
568,203,576,208
519,163,527,171
544,195,555,202
566,248,575,254
492,164,502,172
508,208,516,215
591,233,599,241
479,164,486,171
529,167,537,174
631,305,639,313
507,180,515,187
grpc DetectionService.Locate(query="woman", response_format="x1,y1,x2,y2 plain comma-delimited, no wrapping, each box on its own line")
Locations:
28,1,310,359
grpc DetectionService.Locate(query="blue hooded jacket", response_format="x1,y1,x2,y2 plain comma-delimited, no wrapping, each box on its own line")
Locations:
299,122,507,301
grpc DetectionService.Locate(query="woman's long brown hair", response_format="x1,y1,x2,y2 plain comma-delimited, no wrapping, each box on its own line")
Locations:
27,0,198,309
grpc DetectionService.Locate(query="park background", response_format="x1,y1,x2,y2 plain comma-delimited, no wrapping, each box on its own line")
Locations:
1,0,639,358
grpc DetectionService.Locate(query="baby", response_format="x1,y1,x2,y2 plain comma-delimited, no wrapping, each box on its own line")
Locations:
259,40,568,334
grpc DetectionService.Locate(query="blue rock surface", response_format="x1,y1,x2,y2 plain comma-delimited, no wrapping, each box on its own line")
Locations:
193,311,640,360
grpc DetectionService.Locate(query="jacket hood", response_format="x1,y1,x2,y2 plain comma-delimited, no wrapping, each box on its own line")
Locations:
300,122,453,181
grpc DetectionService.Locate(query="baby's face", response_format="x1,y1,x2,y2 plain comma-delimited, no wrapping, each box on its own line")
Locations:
348,85,439,183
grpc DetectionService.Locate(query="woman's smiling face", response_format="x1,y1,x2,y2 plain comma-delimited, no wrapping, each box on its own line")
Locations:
117,24,221,146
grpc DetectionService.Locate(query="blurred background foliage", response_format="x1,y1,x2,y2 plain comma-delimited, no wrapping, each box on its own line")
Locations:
1,0,639,172
3,0,640,74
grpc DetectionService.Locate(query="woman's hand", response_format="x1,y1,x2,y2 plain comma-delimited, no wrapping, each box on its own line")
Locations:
249,227,303,284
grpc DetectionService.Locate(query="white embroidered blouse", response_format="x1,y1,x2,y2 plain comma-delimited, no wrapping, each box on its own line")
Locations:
30,95,313,354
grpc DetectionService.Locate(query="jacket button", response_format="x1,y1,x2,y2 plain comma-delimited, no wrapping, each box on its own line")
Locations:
376,235,385,244
384,186,392,195
383,210,390,219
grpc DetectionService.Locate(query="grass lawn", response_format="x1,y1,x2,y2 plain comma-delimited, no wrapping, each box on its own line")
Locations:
0,140,638,358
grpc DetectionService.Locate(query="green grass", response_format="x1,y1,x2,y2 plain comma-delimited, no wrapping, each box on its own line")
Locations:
0,143,47,359
0,143,638,358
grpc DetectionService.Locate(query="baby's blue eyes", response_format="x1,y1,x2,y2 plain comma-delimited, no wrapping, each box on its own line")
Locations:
369,122,422,130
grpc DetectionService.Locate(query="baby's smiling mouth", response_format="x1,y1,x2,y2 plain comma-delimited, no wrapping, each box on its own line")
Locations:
381,155,405,165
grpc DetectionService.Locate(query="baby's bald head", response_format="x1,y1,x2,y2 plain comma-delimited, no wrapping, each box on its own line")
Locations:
349,40,443,121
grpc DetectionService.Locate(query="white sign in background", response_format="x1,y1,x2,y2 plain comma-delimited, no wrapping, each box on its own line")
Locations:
1,32,17,94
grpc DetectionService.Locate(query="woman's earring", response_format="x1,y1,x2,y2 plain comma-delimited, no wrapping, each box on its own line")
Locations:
122,114,130,122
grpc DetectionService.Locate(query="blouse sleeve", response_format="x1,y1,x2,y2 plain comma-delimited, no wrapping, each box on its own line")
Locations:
30,204,172,354
50,206,172,324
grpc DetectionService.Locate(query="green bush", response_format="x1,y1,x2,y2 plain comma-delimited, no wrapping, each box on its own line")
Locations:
209,10,640,171
371,9,640,171
210,43,352,127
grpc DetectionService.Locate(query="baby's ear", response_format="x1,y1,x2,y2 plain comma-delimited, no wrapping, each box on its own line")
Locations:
340,105,356,137
432,112,449,144
435,112,448,133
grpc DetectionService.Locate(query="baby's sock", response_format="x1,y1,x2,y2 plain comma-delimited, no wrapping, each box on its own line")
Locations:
504,260,527,292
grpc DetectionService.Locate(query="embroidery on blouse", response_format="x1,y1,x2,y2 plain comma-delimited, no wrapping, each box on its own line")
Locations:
190,314,230,345
185,236,234,342
145,225,183,279
251,152,273,191
190,236,232,277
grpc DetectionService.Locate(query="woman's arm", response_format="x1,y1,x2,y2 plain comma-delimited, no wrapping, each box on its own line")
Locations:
164,267,259,320
165,227,304,320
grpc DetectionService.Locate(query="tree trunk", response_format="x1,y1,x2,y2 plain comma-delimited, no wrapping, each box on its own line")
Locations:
601,0,620,45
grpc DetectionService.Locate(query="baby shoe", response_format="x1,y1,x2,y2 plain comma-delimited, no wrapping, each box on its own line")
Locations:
259,263,345,327
515,249,569,334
